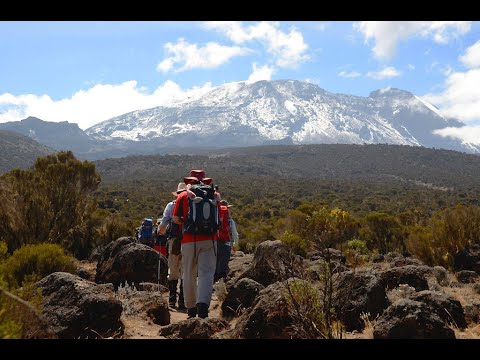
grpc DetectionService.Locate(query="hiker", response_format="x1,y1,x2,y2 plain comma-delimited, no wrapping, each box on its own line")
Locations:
158,182,187,309
214,200,238,282
138,218,154,248
153,219,168,257
173,169,220,319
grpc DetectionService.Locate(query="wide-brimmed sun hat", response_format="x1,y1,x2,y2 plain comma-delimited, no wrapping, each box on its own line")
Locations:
220,199,233,208
172,182,188,196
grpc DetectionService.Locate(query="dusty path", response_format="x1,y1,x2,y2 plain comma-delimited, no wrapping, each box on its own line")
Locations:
120,282,228,339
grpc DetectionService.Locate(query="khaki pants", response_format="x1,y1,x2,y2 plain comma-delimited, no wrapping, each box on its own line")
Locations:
181,240,217,309
167,238,182,281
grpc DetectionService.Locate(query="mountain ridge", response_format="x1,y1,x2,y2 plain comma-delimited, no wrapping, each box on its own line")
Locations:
0,80,477,160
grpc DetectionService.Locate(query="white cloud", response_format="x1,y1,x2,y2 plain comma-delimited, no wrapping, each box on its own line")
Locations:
203,21,309,68
366,66,401,80
157,38,250,73
354,21,471,59
433,125,480,145
338,70,361,78
246,63,276,84
459,40,480,69
422,68,480,123
315,22,330,31
0,80,214,130
407,64,415,70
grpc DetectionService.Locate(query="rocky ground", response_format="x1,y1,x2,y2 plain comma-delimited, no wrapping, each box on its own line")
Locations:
35,237,480,339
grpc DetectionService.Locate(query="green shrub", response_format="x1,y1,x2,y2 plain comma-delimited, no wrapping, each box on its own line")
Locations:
280,231,308,258
1,243,76,288
285,279,342,339
238,239,256,254
0,241,8,262
406,205,480,268
359,211,405,254
341,238,371,267
305,207,359,248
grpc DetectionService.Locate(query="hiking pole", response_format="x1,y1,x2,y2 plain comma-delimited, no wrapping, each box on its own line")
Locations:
157,254,161,287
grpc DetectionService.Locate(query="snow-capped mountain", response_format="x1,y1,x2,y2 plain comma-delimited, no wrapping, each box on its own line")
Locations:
86,80,477,154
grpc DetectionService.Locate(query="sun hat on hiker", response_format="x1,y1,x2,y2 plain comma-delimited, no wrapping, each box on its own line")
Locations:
183,176,200,185
189,169,213,185
172,182,188,196
220,200,233,208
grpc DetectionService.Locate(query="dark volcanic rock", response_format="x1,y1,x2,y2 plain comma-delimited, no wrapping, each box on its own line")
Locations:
221,278,264,317
334,270,389,331
453,245,480,274
159,318,229,339
373,299,455,339
37,272,123,339
409,290,467,329
95,237,168,289
238,240,302,287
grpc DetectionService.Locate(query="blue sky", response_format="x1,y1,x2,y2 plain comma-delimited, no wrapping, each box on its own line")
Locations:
1,21,480,144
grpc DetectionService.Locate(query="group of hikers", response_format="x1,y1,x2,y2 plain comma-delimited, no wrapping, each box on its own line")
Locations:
136,169,239,319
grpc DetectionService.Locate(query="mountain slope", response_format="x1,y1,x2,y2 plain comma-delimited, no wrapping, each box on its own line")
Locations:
94,143,480,195
86,80,477,154
0,130,54,173
0,116,97,153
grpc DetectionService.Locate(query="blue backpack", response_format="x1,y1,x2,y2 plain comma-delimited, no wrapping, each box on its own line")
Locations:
183,185,219,235
139,218,153,242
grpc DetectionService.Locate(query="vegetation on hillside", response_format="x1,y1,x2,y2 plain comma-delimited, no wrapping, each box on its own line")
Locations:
1,144,480,338
0,130,53,173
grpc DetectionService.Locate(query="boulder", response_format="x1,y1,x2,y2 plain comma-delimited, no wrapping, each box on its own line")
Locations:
455,270,479,284
95,237,168,289
433,266,449,286
389,256,424,268
237,240,303,287
463,301,480,325
159,318,229,339
221,278,265,317
120,290,170,326
379,265,431,291
224,253,253,290
409,290,467,329
453,244,480,274
334,270,389,331
37,272,123,339
373,299,455,339
228,280,299,339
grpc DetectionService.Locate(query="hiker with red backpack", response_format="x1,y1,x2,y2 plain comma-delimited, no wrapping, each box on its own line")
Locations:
215,200,240,281
214,199,234,282
158,182,187,310
172,170,220,319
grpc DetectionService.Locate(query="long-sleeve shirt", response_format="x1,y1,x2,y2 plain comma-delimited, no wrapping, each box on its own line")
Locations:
229,218,239,248
160,201,175,228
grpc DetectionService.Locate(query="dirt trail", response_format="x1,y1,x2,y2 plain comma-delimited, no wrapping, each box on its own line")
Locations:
120,284,228,339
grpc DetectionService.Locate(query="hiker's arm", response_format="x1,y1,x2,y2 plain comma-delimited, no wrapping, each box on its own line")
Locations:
159,202,173,234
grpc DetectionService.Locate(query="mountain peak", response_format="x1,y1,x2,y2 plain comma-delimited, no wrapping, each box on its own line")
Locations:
369,87,414,99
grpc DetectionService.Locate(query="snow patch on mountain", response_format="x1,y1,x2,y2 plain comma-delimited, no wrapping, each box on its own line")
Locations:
85,80,479,153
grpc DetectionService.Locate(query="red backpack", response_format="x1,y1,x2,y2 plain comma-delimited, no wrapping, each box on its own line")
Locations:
218,205,231,241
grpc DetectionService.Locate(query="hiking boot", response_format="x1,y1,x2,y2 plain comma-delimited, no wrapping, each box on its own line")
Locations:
197,302,209,319
168,280,178,307
187,307,197,319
